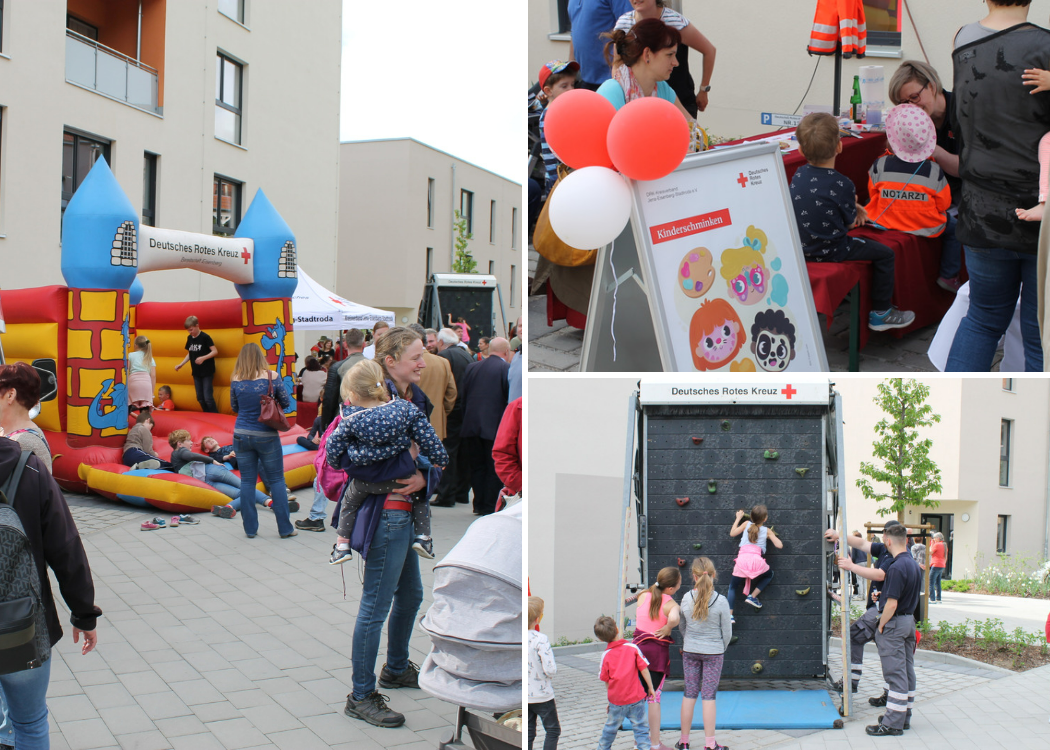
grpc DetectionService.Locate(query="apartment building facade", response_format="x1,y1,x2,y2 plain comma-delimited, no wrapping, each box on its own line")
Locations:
0,0,341,303
339,138,522,328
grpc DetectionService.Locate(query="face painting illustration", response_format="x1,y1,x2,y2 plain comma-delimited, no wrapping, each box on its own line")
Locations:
689,298,745,371
719,226,771,306
749,308,797,372
678,247,716,299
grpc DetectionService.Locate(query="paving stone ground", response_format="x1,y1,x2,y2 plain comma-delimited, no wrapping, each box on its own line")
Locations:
536,644,1044,750
41,491,484,750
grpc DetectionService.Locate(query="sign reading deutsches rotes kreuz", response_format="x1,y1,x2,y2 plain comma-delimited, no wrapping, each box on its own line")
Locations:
137,225,255,285
640,381,829,405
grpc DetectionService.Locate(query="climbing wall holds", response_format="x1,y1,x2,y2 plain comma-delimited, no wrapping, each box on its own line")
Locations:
768,648,779,658
707,479,717,494
693,543,703,550
795,467,809,477
677,557,686,567
691,436,704,445
751,662,763,674
721,420,731,431
796,587,811,596
676,497,690,507
763,449,779,460
730,635,739,645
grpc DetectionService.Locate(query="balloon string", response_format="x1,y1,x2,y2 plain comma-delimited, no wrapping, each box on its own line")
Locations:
609,238,618,363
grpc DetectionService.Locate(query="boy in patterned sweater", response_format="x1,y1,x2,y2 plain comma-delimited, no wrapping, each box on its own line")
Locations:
325,360,448,564
790,112,915,332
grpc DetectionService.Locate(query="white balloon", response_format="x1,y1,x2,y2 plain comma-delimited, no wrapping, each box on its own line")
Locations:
548,167,632,250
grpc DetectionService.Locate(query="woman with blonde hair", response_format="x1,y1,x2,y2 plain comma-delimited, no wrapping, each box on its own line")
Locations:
888,60,959,190
228,343,295,539
676,557,731,750
127,335,157,411
631,566,682,750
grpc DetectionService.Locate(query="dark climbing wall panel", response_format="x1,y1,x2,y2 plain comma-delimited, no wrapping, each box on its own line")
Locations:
644,405,826,680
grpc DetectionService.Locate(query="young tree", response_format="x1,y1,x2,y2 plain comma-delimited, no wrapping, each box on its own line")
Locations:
856,378,943,522
452,209,477,274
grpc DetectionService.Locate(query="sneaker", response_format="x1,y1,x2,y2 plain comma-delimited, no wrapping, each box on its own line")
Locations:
411,537,434,559
169,515,180,527
149,517,167,528
177,514,200,525
674,743,689,750
865,723,903,737
745,595,762,609
731,615,736,625
132,459,162,470
280,529,298,538
344,691,404,728
877,714,910,730
140,520,162,530
830,678,858,694
378,660,420,689
266,498,301,513
211,505,236,519
869,689,888,707
868,307,916,331
937,275,962,293
295,518,326,532
330,545,353,565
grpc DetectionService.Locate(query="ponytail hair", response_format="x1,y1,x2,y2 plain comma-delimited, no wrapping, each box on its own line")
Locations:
646,567,681,622
134,335,153,367
690,557,717,621
340,359,390,404
602,18,681,68
748,504,768,543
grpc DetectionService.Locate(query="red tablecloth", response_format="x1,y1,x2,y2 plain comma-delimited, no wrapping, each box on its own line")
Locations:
296,400,318,430
545,129,889,329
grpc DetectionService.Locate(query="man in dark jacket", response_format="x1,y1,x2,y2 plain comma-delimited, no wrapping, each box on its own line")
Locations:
458,337,511,515
433,328,474,507
319,328,367,432
0,438,101,747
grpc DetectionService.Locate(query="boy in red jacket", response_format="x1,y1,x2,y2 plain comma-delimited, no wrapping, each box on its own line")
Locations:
594,615,655,750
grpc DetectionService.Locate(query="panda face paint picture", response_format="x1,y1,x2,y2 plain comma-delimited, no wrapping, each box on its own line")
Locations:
750,309,797,372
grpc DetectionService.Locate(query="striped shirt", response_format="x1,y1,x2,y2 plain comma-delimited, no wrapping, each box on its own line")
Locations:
613,8,690,33
538,106,560,194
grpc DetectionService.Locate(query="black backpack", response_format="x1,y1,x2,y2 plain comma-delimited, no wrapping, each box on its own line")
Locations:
0,450,51,674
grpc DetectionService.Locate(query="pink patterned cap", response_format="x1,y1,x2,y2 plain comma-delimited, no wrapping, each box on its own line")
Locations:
885,103,936,163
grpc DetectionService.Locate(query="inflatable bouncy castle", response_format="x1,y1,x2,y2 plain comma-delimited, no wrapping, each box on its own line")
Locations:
0,159,315,513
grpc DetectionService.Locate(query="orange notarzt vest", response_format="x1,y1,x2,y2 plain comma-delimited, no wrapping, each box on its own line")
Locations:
865,152,951,238
808,0,867,58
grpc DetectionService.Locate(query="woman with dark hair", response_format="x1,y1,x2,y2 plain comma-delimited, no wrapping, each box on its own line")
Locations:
343,327,434,730
0,362,52,472
299,356,327,403
229,343,296,539
598,18,693,121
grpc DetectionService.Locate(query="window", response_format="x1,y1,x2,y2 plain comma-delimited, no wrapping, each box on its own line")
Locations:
510,265,518,308
62,130,110,216
1002,378,1014,391
999,419,1011,487
67,14,98,41
489,200,496,243
427,178,435,228
863,0,901,47
218,0,245,24
460,189,474,234
142,153,157,227
555,0,570,34
488,260,495,275
996,515,1008,554
215,53,243,145
213,175,242,235
511,207,519,249
426,247,433,282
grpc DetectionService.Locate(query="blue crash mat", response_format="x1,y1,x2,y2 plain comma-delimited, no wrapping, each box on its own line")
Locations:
623,690,840,730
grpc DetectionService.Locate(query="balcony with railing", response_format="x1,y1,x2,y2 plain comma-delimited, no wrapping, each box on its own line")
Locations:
65,30,160,114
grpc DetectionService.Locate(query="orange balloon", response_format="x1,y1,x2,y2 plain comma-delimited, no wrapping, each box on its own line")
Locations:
606,97,690,181
543,89,617,170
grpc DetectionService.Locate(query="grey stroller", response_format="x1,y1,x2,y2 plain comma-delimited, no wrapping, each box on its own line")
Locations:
419,502,522,749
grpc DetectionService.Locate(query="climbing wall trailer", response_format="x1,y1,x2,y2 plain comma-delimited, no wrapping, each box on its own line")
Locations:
621,381,848,683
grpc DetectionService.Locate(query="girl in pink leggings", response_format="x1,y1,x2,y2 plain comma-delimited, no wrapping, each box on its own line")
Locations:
631,566,682,750
676,557,732,750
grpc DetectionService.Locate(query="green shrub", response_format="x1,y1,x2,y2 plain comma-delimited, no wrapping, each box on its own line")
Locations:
971,553,1050,598
941,578,972,593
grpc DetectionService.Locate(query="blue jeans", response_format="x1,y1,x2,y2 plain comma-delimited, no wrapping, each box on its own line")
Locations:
727,570,774,611
0,658,52,750
351,509,423,699
194,374,217,412
309,478,327,521
597,698,649,750
930,567,944,601
233,433,293,537
945,246,1042,371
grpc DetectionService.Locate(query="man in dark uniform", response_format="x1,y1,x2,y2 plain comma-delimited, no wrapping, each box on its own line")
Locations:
866,523,921,736
432,328,474,507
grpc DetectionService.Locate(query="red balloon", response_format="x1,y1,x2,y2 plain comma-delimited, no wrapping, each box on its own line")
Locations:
606,97,690,181
543,89,617,170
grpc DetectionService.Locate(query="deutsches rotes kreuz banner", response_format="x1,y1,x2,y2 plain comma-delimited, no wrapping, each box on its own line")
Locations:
137,225,254,284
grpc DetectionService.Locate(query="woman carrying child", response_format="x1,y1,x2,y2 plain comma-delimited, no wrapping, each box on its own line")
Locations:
127,335,157,411
676,557,731,750
325,359,448,563
632,566,681,750
727,505,782,621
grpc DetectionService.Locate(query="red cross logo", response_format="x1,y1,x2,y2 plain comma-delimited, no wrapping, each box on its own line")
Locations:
782,384,797,400
481,280,488,285
737,172,748,188
241,248,251,264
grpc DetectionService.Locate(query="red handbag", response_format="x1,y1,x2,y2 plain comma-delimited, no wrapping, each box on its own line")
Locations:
259,373,291,432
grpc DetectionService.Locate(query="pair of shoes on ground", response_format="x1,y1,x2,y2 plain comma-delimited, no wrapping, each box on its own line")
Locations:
866,717,907,736
265,497,300,513
673,742,726,750
295,517,326,532
868,307,916,331
141,515,198,530
745,594,762,609
343,662,420,727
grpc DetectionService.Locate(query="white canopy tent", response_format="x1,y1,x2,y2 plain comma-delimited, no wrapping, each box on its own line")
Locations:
292,266,395,331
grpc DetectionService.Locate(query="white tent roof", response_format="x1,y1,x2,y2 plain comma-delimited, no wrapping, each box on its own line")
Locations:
292,266,396,330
